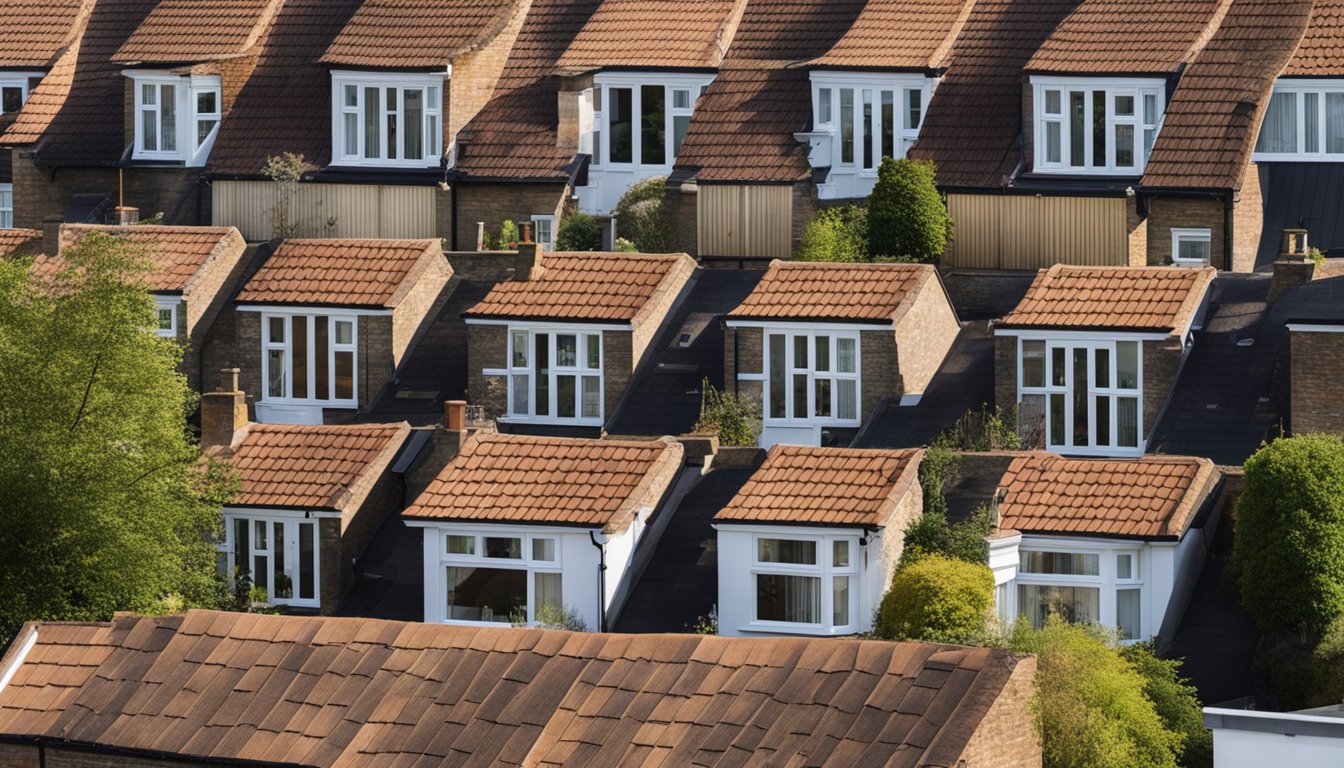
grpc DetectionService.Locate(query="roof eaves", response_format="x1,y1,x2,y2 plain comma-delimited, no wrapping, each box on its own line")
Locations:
601,439,684,535
383,241,446,309
871,448,925,530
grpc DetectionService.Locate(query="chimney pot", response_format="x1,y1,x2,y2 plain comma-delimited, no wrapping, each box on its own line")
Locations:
1281,228,1310,260
114,206,139,226
445,400,467,432
220,367,241,393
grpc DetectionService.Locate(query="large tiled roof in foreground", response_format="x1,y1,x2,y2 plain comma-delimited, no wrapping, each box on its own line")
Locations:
998,452,1217,539
0,0,87,69
50,224,245,293
1025,0,1227,74
112,0,280,65
220,422,410,511
236,239,444,308
0,610,1029,767
808,0,974,69
466,251,692,322
555,0,743,70
403,434,683,530
0,228,41,260
716,445,923,527
321,0,521,68
1285,0,1344,75
998,264,1215,332
727,260,936,323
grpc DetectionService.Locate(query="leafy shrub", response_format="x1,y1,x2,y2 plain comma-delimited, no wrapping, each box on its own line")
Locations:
874,555,994,643
938,404,1022,451
866,157,952,263
614,237,639,252
1313,614,1344,707
688,606,718,635
613,176,669,252
796,205,868,262
1120,643,1212,768
694,379,761,447
1254,634,1316,710
499,219,520,248
556,212,604,251
1234,434,1344,635
529,603,589,632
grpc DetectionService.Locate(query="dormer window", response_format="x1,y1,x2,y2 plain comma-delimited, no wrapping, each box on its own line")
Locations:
330,71,444,169
0,73,40,116
129,72,222,166
806,72,936,199
1253,80,1344,160
1031,77,1164,175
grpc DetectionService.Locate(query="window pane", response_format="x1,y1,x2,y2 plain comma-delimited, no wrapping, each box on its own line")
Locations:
833,540,849,567
557,334,577,367
1117,341,1139,389
1020,551,1099,575
610,88,632,163
535,572,563,614
234,518,249,579
1051,346,1066,386
1044,89,1060,114
1096,394,1111,446
447,566,525,623
1307,92,1320,153
364,86,381,159
905,88,922,131
581,375,600,418
833,576,850,626
447,535,475,555
267,349,286,398
1022,340,1045,387
881,90,895,159
1049,392,1066,446
1178,236,1210,263
1117,554,1133,580
672,89,690,109
334,351,353,400
640,84,665,165
1019,393,1045,441
335,320,353,345
344,84,358,108
158,307,174,331
1046,121,1061,164
386,87,399,160
837,338,856,373
298,522,316,600
672,114,691,156
818,88,831,124
792,335,808,368
268,316,286,343
197,90,217,115
534,333,549,416
1,86,21,113
840,89,854,164
1115,123,1134,167
291,316,308,400
815,336,830,372
837,379,857,420
142,103,158,151
756,574,820,624
1091,90,1106,167
585,334,600,369
862,89,874,169
1118,396,1139,447
273,521,288,598
792,374,808,419
1327,93,1344,153
1115,94,1134,117
314,316,330,400
511,330,528,367
484,537,522,559
511,374,529,415
557,375,576,418
1117,588,1141,640
757,538,817,565
404,88,424,160
1256,91,1297,153
159,84,176,152
768,334,786,419
1072,347,1088,447
196,118,217,148
1069,91,1086,166
1143,92,1157,124
532,538,556,562
1018,584,1100,629
815,378,831,418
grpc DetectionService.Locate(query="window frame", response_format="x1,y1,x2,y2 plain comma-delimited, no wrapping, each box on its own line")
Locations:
0,72,41,117
128,72,221,165
589,72,714,170
1012,542,1145,643
218,510,323,609
154,297,179,339
1252,79,1344,160
530,214,556,251
259,310,360,408
745,326,862,428
749,532,859,634
0,183,11,230
330,70,445,169
810,71,935,174
437,529,564,627
1031,76,1165,176
1016,335,1145,457
489,323,606,427
1170,227,1212,266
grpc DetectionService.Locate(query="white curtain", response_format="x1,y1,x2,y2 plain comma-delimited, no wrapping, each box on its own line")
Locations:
1256,91,1297,153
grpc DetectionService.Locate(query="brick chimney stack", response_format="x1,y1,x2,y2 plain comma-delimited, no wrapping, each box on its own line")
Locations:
200,368,249,451
41,215,63,257
514,241,543,281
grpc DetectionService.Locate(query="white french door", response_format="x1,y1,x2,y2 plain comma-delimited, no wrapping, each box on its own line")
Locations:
228,516,321,608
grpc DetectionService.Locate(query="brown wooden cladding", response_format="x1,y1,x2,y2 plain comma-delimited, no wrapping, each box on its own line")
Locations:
697,184,793,259
944,193,1130,270
212,181,437,240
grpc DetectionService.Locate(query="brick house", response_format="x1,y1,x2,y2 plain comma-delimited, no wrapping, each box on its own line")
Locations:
231,238,454,424
724,261,960,448
200,386,410,614
464,248,695,434
994,264,1215,457
403,433,686,631
0,610,1041,767
714,445,924,638
987,451,1221,644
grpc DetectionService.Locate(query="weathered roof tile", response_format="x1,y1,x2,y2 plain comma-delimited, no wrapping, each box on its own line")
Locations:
465,251,692,322
998,264,1215,332
321,0,522,69
727,260,935,323
235,239,445,308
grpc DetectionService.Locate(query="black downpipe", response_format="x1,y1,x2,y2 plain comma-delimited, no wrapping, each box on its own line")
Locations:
589,531,607,632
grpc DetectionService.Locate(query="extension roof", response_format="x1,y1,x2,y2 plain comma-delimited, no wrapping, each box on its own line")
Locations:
402,433,684,532
217,422,410,511
727,260,938,324
320,0,522,69
112,0,282,65
807,0,974,70
1285,0,1344,75
997,264,1215,333
1025,0,1229,75
43,224,246,294
0,228,41,260
554,0,745,71
235,239,446,309
0,610,1031,767
997,452,1218,539
716,445,923,527
0,0,88,69
465,251,693,322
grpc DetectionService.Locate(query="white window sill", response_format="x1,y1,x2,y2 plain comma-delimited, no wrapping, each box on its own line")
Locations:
498,416,603,428
1045,444,1144,458
1030,167,1144,177
738,623,858,637
1251,153,1344,163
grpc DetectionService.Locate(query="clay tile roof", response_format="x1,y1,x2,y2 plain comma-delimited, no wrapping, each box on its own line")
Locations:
0,0,160,165
0,0,88,69
42,224,245,293
112,0,281,65
727,260,935,323
718,0,867,64
1141,0,1314,190
235,239,445,309
1285,0,1344,75
908,0,1082,188
1025,0,1229,75
0,609,1029,767
403,433,684,531
997,452,1218,538
554,0,745,71
716,445,923,527
220,422,410,511
0,228,41,260
808,0,975,70
320,0,522,69
998,264,1215,333
206,0,363,176
465,251,692,322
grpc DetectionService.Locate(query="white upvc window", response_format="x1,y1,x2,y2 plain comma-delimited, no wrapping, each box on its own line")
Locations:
0,72,40,116
331,71,444,168
588,72,713,169
1013,546,1144,642
1032,77,1165,175
1017,336,1143,456
494,325,604,426
759,329,860,426
1253,79,1344,160
129,72,221,165
439,530,563,625
750,533,859,633
530,215,556,251
218,512,322,609
154,297,179,338
260,312,359,408
0,183,11,230
1171,228,1212,266
810,72,934,171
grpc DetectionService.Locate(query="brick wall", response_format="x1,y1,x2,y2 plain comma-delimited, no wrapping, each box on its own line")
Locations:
630,255,696,366
860,329,900,417
319,516,343,615
603,329,633,421
665,181,698,256
11,152,209,229
893,274,960,396
447,0,530,143
1127,194,1148,267
875,474,925,599
467,323,507,418
392,255,455,367
791,181,818,255
956,654,1043,767
1291,330,1344,434
1143,338,1182,445
453,182,568,251
994,335,1017,413
0,745,200,767
1145,195,1226,268
724,325,763,392
1232,161,1264,273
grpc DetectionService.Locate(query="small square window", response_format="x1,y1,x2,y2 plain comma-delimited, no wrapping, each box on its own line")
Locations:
334,320,353,345
197,91,218,114
447,535,475,555
1171,228,1212,265
532,538,557,562
1117,553,1134,580
267,316,286,344
672,89,690,110
484,537,522,559
157,307,174,332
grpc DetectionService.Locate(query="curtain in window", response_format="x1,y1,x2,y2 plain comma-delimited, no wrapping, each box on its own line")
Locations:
1256,91,1297,153
1018,584,1099,629
1117,588,1141,640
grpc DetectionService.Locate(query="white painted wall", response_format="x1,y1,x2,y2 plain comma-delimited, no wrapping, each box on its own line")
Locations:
1206,709,1344,768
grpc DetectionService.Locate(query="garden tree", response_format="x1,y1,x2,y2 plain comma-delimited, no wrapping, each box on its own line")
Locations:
0,233,233,640
556,212,604,251
874,555,994,643
1119,644,1213,768
1234,434,1344,634
795,205,868,262
866,157,952,263
612,176,670,252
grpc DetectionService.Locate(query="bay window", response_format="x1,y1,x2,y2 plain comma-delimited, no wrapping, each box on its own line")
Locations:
1017,337,1143,455
764,330,859,425
590,73,710,169
220,514,321,608
1015,546,1143,641
130,73,221,165
1254,80,1344,160
810,72,933,172
500,326,603,425
752,533,857,632
331,71,443,168
439,531,562,625
261,312,358,407
1032,77,1164,175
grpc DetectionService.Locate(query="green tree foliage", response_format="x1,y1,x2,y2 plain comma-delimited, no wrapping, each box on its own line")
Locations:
556,212,604,251
795,205,868,262
1120,644,1212,768
613,176,670,252
866,158,952,263
0,233,233,640
694,379,761,447
1234,434,1344,634
1007,620,1183,768
874,555,994,643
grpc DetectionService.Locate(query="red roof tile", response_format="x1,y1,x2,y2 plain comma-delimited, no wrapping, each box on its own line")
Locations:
112,0,281,65
998,264,1215,332
997,452,1217,538
716,445,923,527
39,224,246,293
727,260,937,323
554,0,745,71
235,239,446,308
0,228,41,260
0,0,88,69
1026,0,1228,75
1285,0,1344,75
465,251,692,322
808,0,974,70
219,422,410,511
403,433,683,531
320,0,522,69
